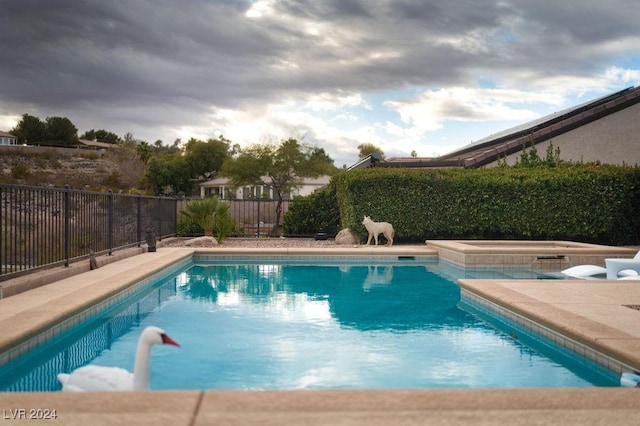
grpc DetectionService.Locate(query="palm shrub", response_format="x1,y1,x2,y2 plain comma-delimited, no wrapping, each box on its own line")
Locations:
180,196,234,242
213,202,236,241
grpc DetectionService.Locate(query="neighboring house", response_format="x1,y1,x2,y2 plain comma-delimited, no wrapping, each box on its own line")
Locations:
77,139,119,150
354,86,640,170
347,152,383,171
199,175,331,199
0,131,18,146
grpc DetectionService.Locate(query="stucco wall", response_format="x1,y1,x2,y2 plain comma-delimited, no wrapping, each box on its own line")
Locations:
487,102,640,167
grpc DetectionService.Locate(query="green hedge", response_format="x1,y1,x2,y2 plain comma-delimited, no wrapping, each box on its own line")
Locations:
283,187,341,236
330,165,640,245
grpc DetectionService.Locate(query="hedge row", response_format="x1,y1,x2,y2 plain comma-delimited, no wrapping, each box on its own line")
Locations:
325,165,640,245
283,188,341,236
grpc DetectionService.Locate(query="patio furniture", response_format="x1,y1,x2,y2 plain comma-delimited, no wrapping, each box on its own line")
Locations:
561,264,606,279
605,249,640,279
618,274,640,280
606,258,640,279
562,249,640,279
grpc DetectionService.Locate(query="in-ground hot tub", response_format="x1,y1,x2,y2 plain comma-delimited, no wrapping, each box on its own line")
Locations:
425,240,637,269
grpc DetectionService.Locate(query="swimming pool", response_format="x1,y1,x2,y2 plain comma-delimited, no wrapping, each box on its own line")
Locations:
0,258,619,391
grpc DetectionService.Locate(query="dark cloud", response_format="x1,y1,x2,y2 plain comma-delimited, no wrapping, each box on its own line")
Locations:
7,4,245,116
0,0,638,159
277,0,373,21
514,0,640,43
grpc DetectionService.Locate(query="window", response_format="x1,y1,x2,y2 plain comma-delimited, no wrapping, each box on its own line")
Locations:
262,185,272,199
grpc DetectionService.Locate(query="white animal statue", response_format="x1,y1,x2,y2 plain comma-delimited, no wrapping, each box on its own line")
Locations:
57,326,180,392
362,216,394,247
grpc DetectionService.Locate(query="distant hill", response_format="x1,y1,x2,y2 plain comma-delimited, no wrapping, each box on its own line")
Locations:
0,146,145,191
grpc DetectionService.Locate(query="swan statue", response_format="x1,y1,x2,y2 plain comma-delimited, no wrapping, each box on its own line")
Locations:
57,326,180,391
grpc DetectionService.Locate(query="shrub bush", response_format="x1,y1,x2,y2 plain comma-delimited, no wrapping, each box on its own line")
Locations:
331,165,640,245
283,187,341,236
177,217,204,237
11,162,30,179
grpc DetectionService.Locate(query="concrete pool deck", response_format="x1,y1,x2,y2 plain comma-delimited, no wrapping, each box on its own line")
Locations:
1,244,639,425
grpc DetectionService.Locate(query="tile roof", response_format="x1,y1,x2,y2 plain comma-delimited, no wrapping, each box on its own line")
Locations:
77,139,119,149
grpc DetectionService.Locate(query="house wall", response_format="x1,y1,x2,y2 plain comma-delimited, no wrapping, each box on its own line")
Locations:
200,183,326,199
486,102,640,167
0,136,17,145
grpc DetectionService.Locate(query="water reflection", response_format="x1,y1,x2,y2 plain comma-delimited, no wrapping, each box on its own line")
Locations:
362,265,393,291
176,270,219,301
179,264,286,298
178,263,473,332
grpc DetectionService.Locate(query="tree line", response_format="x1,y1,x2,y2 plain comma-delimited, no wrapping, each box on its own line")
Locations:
8,113,389,199
10,114,79,147
8,113,339,198
144,137,337,197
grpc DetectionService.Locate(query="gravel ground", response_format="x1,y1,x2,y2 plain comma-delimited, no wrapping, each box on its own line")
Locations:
161,236,340,248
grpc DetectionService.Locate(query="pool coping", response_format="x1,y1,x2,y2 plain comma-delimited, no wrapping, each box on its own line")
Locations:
458,284,640,375
1,244,639,425
427,239,638,269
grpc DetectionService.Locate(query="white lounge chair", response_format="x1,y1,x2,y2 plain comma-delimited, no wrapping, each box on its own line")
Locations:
606,250,640,279
618,274,640,280
561,264,606,279
562,249,640,279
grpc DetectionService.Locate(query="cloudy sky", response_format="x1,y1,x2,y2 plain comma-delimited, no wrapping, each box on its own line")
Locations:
1,0,639,166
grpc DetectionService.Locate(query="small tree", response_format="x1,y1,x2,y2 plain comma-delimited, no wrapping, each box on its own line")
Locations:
516,137,562,168
221,138,335,235
143,154,192,195
183,137,231,179
80,129,121,144
44,116,78,147
11,113,46,144
136,141,153,164
357,143,385,159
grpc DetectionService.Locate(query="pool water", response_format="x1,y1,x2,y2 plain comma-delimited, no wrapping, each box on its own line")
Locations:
0,261,619,391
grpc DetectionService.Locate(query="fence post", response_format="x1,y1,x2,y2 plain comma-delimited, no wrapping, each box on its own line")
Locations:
257,199,261,238
157,197,162,240
137,195,142,247
173,197,178,236
108,190,113,256
64,185,70,267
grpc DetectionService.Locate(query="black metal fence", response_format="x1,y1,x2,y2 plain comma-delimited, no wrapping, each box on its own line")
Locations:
1,184,177,281
176,198,296,237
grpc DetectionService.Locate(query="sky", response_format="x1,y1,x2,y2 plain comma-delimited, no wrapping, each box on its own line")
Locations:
1,0,639,167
